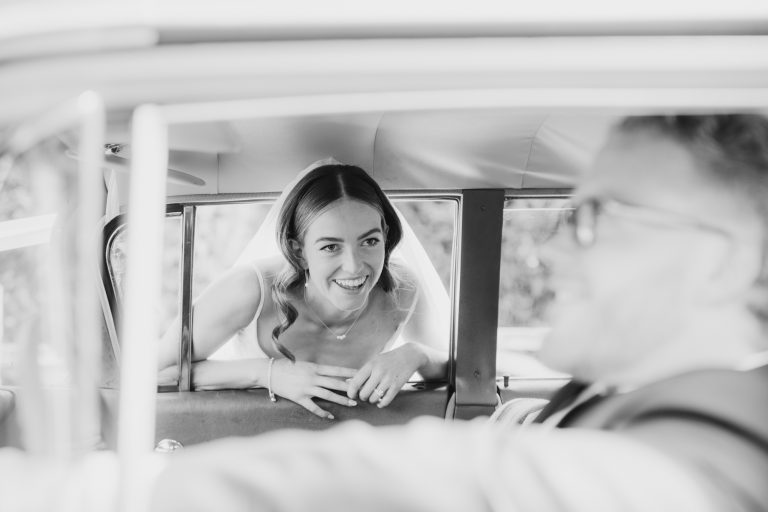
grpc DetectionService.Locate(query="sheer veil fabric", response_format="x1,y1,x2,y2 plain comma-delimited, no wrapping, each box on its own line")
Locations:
213,158,450,359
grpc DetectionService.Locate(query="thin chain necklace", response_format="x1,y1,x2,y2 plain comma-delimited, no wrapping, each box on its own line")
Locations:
303,288,367,341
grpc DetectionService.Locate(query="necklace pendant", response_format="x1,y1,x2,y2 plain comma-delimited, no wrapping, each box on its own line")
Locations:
336,334,346,340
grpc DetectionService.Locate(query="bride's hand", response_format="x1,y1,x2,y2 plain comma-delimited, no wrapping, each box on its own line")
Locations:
347,343,428,408
270,359,358,420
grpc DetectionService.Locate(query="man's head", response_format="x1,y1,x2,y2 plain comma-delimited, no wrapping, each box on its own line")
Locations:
539,114,768,386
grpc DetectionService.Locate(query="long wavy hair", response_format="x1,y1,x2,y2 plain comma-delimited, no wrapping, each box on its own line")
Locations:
271,164,403,361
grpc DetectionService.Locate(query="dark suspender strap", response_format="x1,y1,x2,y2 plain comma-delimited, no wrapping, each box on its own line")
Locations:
533,380,589,424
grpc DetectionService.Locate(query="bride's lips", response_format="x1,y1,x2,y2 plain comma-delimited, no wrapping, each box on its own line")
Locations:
333,275,368,291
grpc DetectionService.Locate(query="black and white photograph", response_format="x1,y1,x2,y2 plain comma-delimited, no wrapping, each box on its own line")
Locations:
0,2,767,511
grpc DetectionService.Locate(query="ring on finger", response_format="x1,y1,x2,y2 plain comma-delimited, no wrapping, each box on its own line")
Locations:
375,387,386,397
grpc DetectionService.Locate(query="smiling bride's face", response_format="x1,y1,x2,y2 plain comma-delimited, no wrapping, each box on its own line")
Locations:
298,199,386,313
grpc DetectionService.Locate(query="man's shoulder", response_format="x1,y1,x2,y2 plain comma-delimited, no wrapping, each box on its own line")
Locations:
577,366,768,450
626,366,768,423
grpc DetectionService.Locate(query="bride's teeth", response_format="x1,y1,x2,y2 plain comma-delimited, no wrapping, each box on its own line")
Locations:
335,276,366,288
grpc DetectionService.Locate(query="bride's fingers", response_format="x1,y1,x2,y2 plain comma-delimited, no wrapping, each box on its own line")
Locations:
312,387,357,407
347,364,372,399
360,375,386,403
316,365,358,379
315,376,349,393
377,383,399,408
298,398,334,420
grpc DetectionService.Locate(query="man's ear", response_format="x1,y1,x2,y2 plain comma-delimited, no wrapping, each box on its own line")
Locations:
289,239,307,269
696,239,763,305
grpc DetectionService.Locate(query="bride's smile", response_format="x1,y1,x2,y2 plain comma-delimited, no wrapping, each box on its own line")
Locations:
333,275,368,290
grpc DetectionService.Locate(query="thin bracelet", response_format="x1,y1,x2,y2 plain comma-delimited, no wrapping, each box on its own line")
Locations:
267,357,277,402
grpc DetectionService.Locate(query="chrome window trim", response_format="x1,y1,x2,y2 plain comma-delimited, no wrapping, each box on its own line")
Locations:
101,206,184,370
178,206,196,392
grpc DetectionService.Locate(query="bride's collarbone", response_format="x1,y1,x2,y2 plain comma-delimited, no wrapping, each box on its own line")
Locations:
294,301,400,345
254,285,408,358
275,298,401,345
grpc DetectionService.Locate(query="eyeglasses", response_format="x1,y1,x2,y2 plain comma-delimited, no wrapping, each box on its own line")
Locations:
560,197,733,248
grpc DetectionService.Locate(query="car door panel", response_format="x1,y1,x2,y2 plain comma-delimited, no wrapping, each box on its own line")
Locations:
100,386,448,448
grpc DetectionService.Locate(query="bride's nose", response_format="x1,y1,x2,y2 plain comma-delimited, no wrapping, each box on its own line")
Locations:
341,247,363,273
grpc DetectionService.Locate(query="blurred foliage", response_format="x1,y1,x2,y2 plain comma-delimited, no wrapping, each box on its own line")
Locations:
0,169,39,386
0,138,80,386
393,200,455,291
499,198,568,327
192,203,271,303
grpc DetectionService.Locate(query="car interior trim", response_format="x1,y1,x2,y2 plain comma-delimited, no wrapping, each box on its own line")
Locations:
452,189,505,419
178,205,196,392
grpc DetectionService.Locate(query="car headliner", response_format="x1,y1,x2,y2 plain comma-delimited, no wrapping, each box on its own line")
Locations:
121,112,614,200
2,3,768,196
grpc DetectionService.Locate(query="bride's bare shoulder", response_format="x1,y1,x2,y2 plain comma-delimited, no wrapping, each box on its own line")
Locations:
252,255,287,279
222,255,285,304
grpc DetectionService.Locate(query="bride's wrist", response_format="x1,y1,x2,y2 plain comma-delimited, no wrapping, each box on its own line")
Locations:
253,358,272,389
404,342,429,369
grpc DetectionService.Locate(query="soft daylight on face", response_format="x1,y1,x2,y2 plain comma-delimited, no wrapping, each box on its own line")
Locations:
537,130,740,386
302,199,386,312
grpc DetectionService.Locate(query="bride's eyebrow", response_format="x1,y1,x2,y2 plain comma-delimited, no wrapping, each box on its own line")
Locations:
313,236,343,245
357,228,382,240
312,227,382,245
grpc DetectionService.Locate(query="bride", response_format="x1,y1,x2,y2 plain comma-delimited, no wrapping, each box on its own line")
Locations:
158,159,449,419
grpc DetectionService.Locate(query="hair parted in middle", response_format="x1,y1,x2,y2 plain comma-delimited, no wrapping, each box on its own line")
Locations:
271,164,403,361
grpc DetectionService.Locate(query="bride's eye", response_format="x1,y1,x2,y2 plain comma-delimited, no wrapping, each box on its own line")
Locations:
362,237,380,247
320,243,340,253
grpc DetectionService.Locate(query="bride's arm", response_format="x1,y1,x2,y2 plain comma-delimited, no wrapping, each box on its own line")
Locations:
157,262,358,417
159,358,358,419
157,358,269,389
157,264,262,371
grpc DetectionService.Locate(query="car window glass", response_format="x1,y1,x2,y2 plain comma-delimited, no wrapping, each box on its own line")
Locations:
497,197,570,382
392,199,455,293
193,198,455,382
108,214,183,338
193,202,272,305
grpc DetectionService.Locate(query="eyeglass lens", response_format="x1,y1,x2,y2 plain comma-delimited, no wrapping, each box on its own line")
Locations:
567,200,598,247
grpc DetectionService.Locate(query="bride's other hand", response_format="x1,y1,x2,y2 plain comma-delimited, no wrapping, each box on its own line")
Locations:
271,360,358,420
347,343,427,408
